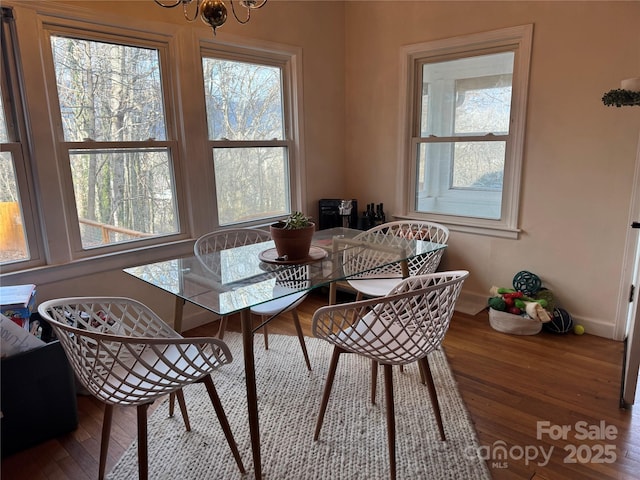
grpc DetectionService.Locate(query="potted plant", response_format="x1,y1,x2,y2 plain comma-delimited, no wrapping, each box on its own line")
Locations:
270,211,315,261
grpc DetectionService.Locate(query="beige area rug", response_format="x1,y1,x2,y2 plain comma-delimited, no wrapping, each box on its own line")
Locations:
107,332,491,480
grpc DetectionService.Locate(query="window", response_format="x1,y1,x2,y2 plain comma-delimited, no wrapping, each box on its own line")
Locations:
0,3,305,279
400,25,533,237
46,31,180,252
0,8,42,271
0,102,29,264
201,48,296,225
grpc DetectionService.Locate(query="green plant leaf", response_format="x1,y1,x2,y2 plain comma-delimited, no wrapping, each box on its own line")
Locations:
602,89,640,107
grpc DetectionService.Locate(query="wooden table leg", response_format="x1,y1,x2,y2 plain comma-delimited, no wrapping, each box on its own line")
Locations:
241,308,262,480
400,259,409,278
329,281,337,305
169,297,186,417
173,297,185,333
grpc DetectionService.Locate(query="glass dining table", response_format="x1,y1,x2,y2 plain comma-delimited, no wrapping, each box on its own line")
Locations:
124,227,446,480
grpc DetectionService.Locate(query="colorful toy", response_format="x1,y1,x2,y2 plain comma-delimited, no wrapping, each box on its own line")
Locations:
512,270,542,296
487,286,551,321
534,288,556,312
488,271,579,337
488,296,506,311
543,308,574,334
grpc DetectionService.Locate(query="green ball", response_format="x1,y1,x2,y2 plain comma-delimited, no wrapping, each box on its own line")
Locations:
488,296,506,311
535,288,556,311
574,324,585,335
513,270,542,296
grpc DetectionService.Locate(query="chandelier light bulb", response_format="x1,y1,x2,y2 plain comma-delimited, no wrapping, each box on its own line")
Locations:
154,0,268,36
200,0,228,34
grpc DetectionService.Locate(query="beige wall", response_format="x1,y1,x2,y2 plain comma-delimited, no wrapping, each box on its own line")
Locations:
343,1,640,337
7,1,640,338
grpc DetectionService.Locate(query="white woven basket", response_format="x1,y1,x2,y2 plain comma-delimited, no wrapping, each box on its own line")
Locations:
488,308,542,335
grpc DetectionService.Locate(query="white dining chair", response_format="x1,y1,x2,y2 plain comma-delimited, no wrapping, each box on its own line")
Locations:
194,228,272,340
344,221,449,300
195,228,312,370
312,271,468,480
37,296,245,480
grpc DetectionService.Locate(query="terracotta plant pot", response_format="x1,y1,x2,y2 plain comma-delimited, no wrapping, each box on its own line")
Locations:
269,222,315,261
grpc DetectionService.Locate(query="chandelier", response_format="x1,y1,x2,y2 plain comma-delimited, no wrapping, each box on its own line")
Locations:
154,0,268,35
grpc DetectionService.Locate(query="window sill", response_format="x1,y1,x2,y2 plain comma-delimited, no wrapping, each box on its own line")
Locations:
445,222,521,239
393,213,521,239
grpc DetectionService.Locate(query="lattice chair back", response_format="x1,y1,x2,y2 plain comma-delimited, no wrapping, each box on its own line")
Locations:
268,263,310,293
38,297,232,406
340,234,408,280
194,227,271,276
313,271,468,365
362,221,449,276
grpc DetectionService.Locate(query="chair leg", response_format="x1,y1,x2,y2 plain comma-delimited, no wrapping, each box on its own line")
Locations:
137,403,151,480
370,359,378,404
418,360,427,385
218,316,228,340
263,316,269,350
314,346,343,441
383,364,397,480
418,360,426,384
175,388,191,431
168,393,175,417
418,356,446,441
200,375,246,473
98,404,113,480
292,309,312,371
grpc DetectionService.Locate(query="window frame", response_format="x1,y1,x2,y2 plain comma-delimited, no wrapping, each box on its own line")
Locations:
397,24,533,239
0,7,44,272
197,37,306,230
39,22,188,259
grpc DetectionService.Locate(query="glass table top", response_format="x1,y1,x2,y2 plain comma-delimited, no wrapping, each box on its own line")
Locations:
124,227,446,316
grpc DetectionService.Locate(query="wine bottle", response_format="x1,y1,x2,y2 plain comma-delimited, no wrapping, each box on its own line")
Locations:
374,204,382,226
368,203,376,228
378,203,386,224
361,204,372,230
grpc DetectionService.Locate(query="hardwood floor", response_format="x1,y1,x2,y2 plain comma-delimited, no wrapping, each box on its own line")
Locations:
2,289,639,479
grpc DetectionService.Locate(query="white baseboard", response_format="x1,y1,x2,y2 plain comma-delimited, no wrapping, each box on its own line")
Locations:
567,314,616,340
455,291,487,316
458,289,618,340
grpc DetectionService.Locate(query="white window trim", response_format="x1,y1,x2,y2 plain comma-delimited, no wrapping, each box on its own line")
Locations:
197,34,306,229
396,24,533,239
7,3,191,271
40,24,189,259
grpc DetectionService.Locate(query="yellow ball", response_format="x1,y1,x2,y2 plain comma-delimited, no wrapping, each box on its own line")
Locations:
573,324,585,335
